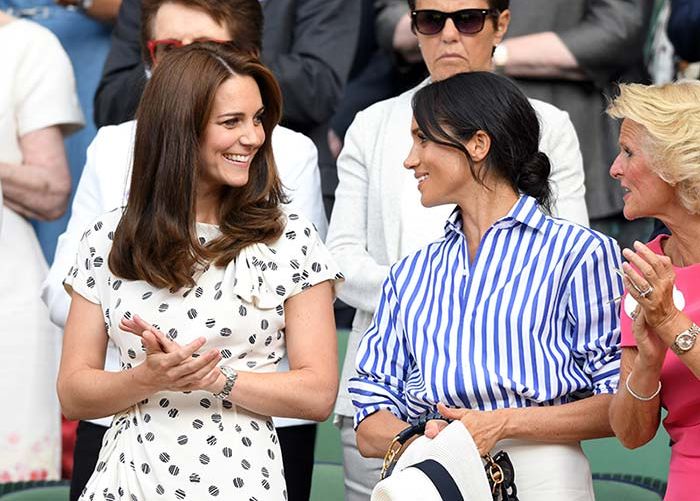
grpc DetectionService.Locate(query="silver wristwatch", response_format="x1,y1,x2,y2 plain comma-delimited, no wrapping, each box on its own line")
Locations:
670,323,700,355
212,366,238,400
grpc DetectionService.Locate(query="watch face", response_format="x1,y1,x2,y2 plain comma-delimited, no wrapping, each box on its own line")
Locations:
677,333,696,351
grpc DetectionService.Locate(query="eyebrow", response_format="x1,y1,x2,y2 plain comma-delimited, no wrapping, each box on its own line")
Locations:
216,106,265,120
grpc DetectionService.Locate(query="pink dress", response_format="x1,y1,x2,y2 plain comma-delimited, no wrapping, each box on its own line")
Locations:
620,235,700,501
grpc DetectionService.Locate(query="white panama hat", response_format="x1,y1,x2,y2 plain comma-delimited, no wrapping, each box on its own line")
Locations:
371,421,493,501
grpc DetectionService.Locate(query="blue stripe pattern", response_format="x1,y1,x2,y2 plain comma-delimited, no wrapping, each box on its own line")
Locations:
350,196,623,427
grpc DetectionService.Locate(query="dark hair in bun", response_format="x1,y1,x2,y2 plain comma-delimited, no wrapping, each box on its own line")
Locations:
412,71,552,213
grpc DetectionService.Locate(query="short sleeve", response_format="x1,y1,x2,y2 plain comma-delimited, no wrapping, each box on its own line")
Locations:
63,223,108,305
15,20,84,137
349,271,412,428
566,236,623,395
286,213,343,297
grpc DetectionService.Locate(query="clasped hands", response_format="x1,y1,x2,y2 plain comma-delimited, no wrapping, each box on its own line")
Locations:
119,314,223,394
621,241,681,368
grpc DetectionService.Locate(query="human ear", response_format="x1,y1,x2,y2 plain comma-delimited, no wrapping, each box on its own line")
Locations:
493,9,510,45
466,130,491,163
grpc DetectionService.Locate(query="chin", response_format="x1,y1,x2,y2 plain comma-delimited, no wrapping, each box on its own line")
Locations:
432,63,470,82
419,194,439,208
622,205,645,221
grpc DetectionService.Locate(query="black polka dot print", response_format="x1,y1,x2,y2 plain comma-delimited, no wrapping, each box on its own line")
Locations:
66,210,342,500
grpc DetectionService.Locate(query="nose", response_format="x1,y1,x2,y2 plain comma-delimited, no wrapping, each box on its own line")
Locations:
609,152,623,179
240,120,265,149
440,17,460,42
404,144,419,171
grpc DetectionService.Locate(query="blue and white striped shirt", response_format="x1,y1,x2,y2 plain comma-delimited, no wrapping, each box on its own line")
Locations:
350,196,623,428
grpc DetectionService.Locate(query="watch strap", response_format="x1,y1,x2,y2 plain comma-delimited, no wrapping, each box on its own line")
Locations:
213,366,237,400
671,323,700,355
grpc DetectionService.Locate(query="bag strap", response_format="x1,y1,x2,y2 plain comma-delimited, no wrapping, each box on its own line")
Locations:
381,411,445,479
411,459,465,501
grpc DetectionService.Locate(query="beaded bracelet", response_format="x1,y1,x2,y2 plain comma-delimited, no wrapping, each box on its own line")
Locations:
625,372,662,401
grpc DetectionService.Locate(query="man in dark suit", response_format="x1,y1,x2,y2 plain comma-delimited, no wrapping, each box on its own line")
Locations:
94,0,360,216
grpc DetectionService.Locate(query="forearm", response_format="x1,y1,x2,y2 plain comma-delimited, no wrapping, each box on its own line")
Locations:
356,409,410,458
225,367,338,422
0,161,70,220
502,33,587,80
501,394,614,443
57,365,154,420
609,359,662,449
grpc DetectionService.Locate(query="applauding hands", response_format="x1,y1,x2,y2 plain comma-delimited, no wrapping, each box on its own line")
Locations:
120,314,223,394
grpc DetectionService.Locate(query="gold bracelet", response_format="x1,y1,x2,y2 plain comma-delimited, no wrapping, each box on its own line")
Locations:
625,372,661,401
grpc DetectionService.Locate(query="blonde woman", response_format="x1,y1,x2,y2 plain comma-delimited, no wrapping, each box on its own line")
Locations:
608,81,700,501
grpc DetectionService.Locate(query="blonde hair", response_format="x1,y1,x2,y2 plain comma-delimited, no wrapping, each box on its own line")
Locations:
607,81,700,214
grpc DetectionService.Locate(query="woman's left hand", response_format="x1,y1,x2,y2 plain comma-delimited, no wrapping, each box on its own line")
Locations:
622,241,679,329
434,402,508,455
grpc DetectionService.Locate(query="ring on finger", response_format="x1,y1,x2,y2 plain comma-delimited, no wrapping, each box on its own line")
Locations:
639,285,654,298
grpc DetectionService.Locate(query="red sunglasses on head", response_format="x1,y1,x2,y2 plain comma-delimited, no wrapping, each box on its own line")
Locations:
147,38,228,65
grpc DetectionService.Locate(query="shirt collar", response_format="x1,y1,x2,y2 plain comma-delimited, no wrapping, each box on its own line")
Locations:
444,195,547,237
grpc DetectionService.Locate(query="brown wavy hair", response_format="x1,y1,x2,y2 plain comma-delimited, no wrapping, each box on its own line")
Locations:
109,43,285,290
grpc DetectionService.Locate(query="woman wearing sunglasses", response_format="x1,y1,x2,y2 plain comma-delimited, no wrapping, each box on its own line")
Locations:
351,71,622,501
57,44,342,500
326,0,589,498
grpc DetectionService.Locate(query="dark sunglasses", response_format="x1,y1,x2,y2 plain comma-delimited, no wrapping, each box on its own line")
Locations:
411,8,500,35
147,38,228,65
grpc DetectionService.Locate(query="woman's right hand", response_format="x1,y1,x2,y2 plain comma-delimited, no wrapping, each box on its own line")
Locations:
121,315,222,393
631,308,667,371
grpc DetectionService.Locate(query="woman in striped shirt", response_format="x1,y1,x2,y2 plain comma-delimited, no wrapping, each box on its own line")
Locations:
350,72,623,500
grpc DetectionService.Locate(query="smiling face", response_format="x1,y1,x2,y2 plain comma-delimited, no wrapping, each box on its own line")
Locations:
609,119,676,220
415,0,509,81
404,118,484,207
198,74,265,199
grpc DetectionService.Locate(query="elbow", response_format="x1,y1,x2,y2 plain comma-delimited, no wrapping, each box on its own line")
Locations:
307,384,337,422
56,379,81,421
616,433,653,450
610,416,655,449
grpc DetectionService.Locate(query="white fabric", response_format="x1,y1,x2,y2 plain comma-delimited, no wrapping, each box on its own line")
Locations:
328,80,589,419
41,119,326,429
372,421,492,501
0,18,83,481
65,208,341,500
373,432,594,501
493,439,594,501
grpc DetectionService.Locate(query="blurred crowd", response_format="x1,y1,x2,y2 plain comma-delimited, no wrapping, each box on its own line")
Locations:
1,0,699,499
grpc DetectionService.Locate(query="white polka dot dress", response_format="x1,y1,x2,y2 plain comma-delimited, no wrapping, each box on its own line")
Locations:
64,209,343,501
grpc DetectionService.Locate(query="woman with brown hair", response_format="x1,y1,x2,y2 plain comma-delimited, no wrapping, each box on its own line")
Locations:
56,43,342,500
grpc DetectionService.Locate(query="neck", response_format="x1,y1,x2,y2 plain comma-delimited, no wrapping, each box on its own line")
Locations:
195,189,222,225
664,216,700,267
657,202,700,266
457,179,520,262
